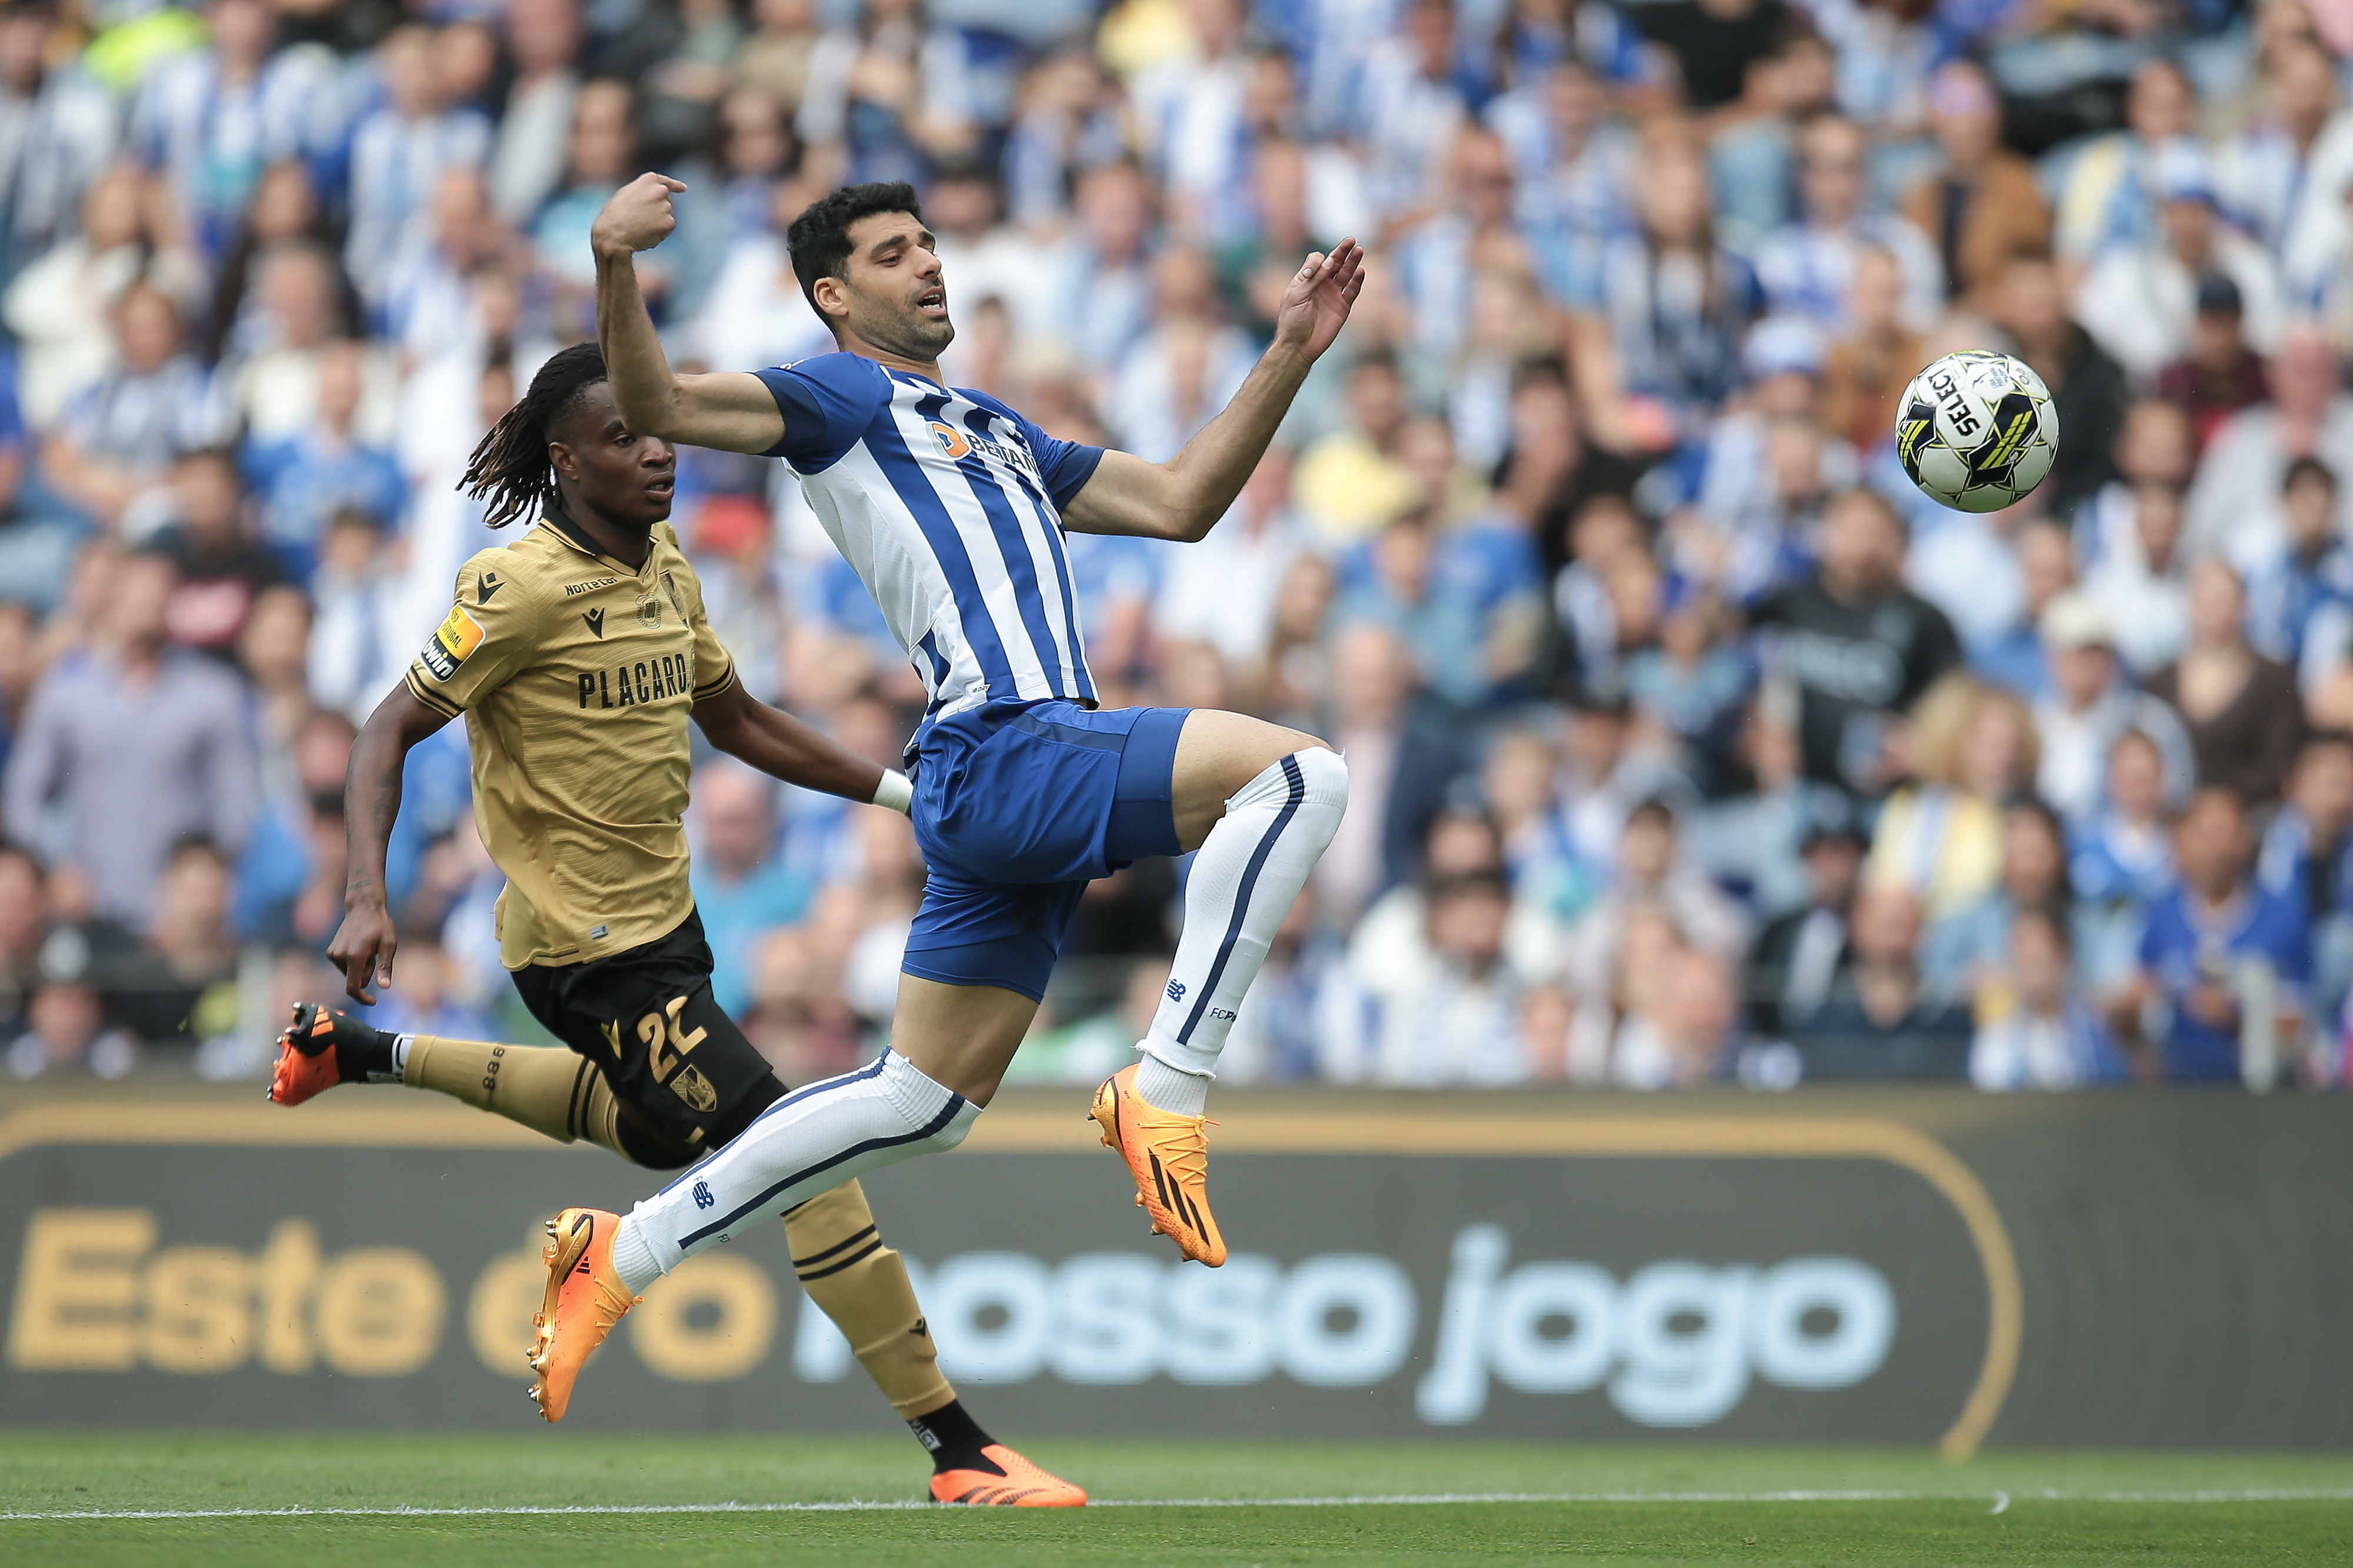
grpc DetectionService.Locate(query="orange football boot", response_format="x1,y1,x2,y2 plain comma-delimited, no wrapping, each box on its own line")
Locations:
525,1207,640,1422
1091,1063,1225,1266
268,1002,353,1106
929,1443,1088,1506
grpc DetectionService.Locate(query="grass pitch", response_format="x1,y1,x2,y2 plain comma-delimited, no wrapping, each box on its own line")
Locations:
2,1434,2348,1566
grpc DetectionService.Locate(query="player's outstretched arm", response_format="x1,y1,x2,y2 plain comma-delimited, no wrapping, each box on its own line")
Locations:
328,683,453,1003
592,172,789,456
1062,238,1366,543
692,679,908,812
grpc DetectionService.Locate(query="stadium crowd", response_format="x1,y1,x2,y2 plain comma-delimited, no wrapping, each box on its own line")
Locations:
4,0,2353,1090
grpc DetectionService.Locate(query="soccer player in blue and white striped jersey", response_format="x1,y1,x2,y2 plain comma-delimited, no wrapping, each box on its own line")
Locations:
522,175,1364,1422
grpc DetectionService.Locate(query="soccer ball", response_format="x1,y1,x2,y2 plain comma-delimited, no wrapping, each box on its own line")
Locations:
1894,351,2058,513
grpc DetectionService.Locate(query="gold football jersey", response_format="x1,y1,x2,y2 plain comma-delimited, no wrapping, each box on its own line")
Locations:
405,511,735,969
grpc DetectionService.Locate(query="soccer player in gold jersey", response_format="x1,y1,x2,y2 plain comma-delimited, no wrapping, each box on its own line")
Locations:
271,342,1082,1507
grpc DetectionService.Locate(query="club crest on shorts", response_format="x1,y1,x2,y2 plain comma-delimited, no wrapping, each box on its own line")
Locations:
671,1063,719,1113
929,422,972,460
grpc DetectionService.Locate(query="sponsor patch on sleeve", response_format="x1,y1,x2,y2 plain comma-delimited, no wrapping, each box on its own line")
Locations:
419,605,484,680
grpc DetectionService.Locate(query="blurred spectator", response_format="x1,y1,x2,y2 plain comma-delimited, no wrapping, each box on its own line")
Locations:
533,79,649,325
1753,486,1962,793
1742,809,1862,1041
1756,114,1939,334
2148,559,2305,806
154,449,285,660
1969,903,2128,1090
2083,479,2191,678
1994,249,2129,521
240,340,404,578
691,759,818,1020
4,549,256,928
129,0,331,258
345,22,493,308
8,975,136,1079
2075,145,2282,383
2218,35,2342,259
2157,276,2269,452
1820,246,1923,452
1567,145,1759,451
4,167,204,428
1865,675,2036,919
2186,328,2353,571
1902,61,2048,312
0,0,117,277
2257,728,2353,1025
2124,786,2309,1084
114,836,239,1046
490,0,585,226
41,283,217,526
2034,589,2194,825
2246,456,2353,693
2054,56,2195,263
0,842,44,1039
1295,349,1418,542
1324,870,1534,1086
796,0,976,188
1630,0,1790,114
1312,620,1459,920
2069,726,2182,908
1155,446,1302,678
1781,881,1971,1080
1563,796,1748,1000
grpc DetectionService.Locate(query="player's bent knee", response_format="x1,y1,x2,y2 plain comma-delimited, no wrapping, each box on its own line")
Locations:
1289,743,1349,813
928,1108,978,1153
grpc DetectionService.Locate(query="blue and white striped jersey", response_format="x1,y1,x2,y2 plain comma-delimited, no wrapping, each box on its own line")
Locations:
756,353,1108,726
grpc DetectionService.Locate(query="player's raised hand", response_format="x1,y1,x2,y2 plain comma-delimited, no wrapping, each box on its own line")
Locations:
591,172,689,258
327,900,398,1006
1271,238,1366,365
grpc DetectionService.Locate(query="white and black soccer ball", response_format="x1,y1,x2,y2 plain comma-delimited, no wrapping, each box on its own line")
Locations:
1894,351,2058,513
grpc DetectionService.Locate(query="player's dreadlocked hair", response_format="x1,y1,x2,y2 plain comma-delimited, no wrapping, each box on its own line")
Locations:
460,342,611,529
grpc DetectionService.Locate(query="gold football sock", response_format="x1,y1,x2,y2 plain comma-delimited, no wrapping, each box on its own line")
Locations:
785,1182,955,1419
402,1035,611,1150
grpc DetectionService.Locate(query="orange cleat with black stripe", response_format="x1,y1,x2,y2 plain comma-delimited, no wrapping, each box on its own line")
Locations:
1091,1063,1225,1266
525,1207,639,1422
268,1002,389,1106
928,1444,1088,1506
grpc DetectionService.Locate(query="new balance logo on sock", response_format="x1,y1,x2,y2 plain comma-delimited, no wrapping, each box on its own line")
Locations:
1166,980,1186,1002
692,1181,714,1210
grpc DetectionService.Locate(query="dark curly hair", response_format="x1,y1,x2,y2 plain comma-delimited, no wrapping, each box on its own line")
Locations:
785,181,925,326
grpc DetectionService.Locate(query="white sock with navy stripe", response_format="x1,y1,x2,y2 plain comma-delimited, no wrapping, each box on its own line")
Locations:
1136,748,1349,1109
608,1051,977,1294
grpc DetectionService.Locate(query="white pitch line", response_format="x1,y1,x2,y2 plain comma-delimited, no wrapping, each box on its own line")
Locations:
4,1488,2353,1523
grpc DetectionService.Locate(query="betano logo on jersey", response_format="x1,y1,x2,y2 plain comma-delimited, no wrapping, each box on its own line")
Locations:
929,419,1041,481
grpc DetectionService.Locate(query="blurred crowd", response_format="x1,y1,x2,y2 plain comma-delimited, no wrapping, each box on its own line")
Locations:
6,0,2353,1091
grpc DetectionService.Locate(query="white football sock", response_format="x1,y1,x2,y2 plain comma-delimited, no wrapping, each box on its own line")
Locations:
1139,748,1348,1089
608,1051,976,1294
1135,1055,1209,1116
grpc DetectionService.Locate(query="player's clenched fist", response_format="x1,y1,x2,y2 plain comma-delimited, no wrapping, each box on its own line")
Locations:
592,172,688,258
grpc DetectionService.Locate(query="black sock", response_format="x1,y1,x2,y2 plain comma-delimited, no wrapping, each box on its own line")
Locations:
326,1011,398,1084
906,1399,996,1473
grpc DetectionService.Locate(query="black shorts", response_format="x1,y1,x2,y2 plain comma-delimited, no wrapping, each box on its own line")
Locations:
511,908,784,1165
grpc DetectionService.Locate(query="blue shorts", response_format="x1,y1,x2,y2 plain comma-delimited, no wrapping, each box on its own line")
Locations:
902,700,1189,1002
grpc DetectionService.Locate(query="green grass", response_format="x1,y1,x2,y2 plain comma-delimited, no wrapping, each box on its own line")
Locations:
2,1434,2349,1566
